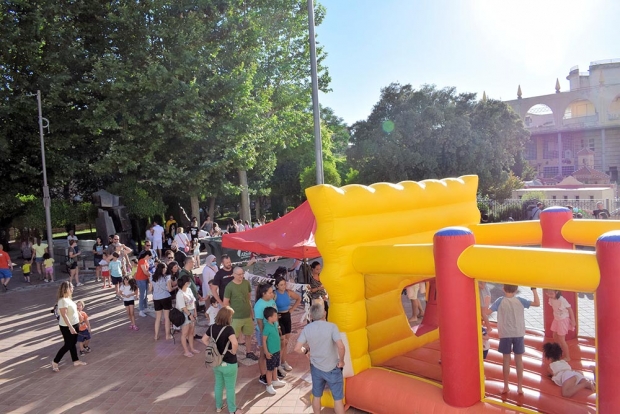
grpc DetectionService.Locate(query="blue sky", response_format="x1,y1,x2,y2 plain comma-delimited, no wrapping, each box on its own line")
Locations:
316,0,620,125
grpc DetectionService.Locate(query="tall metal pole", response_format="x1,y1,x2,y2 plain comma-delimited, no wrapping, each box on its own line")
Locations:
37,90,54,253
307,0,324,185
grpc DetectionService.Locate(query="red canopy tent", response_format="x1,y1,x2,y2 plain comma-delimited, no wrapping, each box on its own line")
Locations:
221,201,320,260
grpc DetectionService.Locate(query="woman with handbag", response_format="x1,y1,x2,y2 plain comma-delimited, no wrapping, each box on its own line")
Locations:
175,275,199,357
52,281,87,372
202,306,241,414
68,239,82,286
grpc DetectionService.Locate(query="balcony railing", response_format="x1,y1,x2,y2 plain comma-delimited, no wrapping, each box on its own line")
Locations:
562,114,599,127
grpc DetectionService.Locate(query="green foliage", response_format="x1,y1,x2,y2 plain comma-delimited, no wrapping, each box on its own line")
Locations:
299,161,341,195
12,198,93,230
107,181,165,220
343,167,360,185
487,171,525,203
522,191,546,201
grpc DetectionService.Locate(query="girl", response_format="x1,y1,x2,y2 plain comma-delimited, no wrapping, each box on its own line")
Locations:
176,276,199,357
43,252,55,283
92,237,105,282
150,263,173,340
545,289,576,360
254,282,278,384
99,253,111,289
274,276,301,372
308,261,328,320
543,342,594,397
109,252,123,299
120,276,139,330
76,300,92,355
206,296,219,326
52,281,86,371
479,281,491,331
68,239,82,286
191,239,201,268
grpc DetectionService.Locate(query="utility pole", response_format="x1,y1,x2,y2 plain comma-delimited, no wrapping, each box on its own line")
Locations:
307,0,324,185
37,90,54,253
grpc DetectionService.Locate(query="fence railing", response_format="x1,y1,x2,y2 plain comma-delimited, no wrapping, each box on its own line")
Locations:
478,198,619,222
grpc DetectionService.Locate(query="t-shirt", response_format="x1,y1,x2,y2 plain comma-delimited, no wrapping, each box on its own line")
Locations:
176,288,196,311
152,224,165,241
0,251,11,269
490,296,531,338
254,298,277,324
44,258,54,269
593,209,610,219
173,250,187,267
212,268,235,301
549,296,571,320
549,360,574,386
298,320,341,372
206,305,219,326
150,275,171,300
58,297,79,326
263,321,281,353
23,263,32,274
78,311,89,331
135,257,150,281
208,324,237,364
189,226,199,240
33,243,48,258
100,259,109,272
109,260,122,277
93,243,104,259
120,284,136,301
224,280,252,319
179,268,198,299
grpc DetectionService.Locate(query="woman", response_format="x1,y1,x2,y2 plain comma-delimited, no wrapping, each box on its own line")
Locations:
92,237,105,282
21,237,33,262
68,239,82,286
166,260,181,297
211,223,222,237
145,223,155,245
174,227,190,252
274,276,301,371
52,281,87,371
202,306,241,414
201,254,218,296
150,263,173,340
176,275,199,357
308,261,328,319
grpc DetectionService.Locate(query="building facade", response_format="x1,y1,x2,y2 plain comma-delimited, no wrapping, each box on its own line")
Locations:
505,59,620,183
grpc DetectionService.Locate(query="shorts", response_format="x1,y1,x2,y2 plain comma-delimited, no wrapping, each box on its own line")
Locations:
124,300,135,307
266,351,281,371
406,283,423,300
483,349,489,359
181,312,195,327
152,239,162,250
551,317,571,336
45,267,54,275
153,297,173,311
310,364,344,401
102,270,110,277
111,276,122,285
35,257,44,263
231,317,254,336
498,337,525,355
552,369,585,387
0,269,12,279
77,329,91,342
94,257,102,267
278,312,292,335
69,261,78,270
255,325,263,347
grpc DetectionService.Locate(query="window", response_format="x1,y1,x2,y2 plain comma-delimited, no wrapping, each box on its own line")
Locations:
564,196,568,200
576,196,580,200
589,139,595,151
524,141,537,160
552,196,557,200
543,167,559,178
590,196,594,200
562,166,575,176
543,137,558,159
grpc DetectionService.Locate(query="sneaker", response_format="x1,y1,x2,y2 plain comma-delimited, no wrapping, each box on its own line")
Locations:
258,375,267,385
272,380,286,387
139,311,147,317
246,352,259,361
277,368,286,379
79,350,86,356
281,362,293,371
265,385,276,395
44,279,49,283
84,346,92,353
76,283,83,287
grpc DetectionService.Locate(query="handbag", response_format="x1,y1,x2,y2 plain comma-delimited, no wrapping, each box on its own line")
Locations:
169,307,185,327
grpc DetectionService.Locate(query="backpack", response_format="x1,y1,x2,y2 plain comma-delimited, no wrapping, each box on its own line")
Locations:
205,325,230,368
51,304,60,320
169,307,185,328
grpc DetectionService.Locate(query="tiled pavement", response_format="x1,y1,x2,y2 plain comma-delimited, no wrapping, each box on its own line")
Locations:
0,261,596,414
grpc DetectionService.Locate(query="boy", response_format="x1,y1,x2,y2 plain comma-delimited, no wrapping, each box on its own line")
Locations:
263,307,286,394
22,260,32,284
488,285,540,394
205,296,219,326
76,300,92,356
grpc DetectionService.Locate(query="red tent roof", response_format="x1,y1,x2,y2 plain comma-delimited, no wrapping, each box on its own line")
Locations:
221,201,320,260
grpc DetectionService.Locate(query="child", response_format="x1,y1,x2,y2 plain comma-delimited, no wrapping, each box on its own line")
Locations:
205,296,219,326
43,252,54,283
545,289,576,361
543,342,594,397
120,276,139,330
22,260,32,284
192,239,200,269
262,307,286,394
76,300,92,356
479,281,491,331
109,252,123,300
130,257,139,277
488,285,540,395
482,326,490,360
100,253,111,289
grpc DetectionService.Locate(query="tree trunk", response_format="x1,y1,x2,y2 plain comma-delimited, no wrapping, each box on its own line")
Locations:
254,197,261,223
190,195,200,223
208,196,216,221
238,169,251,222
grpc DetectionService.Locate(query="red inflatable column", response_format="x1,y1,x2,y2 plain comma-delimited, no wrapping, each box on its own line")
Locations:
596,231,620,412
434,227,479,407
540,206,577,340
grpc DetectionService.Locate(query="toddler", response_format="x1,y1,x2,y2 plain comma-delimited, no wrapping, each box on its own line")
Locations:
43,252,54,282
76,300,92,356
262,307,286,394
545,289,575,361
205,296,219,326
100,253,111,289
22,260,32,284
543,342,594,397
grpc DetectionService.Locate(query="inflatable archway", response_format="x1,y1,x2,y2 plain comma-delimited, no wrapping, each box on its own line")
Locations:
305,175,620,413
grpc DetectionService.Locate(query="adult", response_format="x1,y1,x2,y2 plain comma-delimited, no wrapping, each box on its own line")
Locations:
145,223,155,245
223,267,254,359
165,215,177,237
295,302,345,414
68,239,82,287
150,263,173,341
170,241,187,269
175,276,199,357
151,221,165,257
189,217,200,242
201,254,218,297
531,202,543,220
92,237,105,283
32,238,48,277
210,254,234,305
211,223,222,237
163,250,175,265
308,261,329,320
52,281,87,372
139,241,158,274
202,306,241,414
21,238,33,262
67,229,79,244
200,215,213,235
174,227,191,253
274,276,302,371
0,244,13,291
592,201,610,219
135,250,152,318
179,256,201,308
166,260,181,298
107,234,132,273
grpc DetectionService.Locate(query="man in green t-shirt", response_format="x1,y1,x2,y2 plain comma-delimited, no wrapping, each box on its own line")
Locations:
223,267,255,356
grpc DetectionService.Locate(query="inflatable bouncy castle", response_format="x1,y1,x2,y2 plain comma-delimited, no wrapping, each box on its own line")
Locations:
305,175,620,414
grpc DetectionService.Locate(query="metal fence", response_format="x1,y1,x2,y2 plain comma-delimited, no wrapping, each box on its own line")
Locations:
478,198,620,222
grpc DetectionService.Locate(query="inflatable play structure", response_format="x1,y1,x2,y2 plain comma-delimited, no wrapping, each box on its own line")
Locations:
305,175,620,414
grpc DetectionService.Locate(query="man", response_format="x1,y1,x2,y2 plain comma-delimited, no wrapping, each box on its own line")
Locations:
210,254,234,305
592,201,610,219
165,215,177,236
170,241,187,268
179,256,201,308
0,244,13,291
295,302,346,414
135,250,152,317
106,234,133,275
222,267,255,357
189,217,200,242
31,237,48,277
139,241,158,274
151,221,165,257
531,202,543,220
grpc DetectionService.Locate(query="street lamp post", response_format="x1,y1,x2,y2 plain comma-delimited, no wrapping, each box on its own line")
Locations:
36,90,54,253
307,0,324,185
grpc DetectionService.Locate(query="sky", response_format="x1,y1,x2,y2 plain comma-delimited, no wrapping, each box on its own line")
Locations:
316,0,620,125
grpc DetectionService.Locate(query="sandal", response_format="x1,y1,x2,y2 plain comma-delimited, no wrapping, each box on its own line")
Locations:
51,362,60,372
184,352,194,358
216,403,227,413
73,361,87,367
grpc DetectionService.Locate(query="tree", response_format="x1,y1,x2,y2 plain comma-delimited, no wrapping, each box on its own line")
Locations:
347,84,530,193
